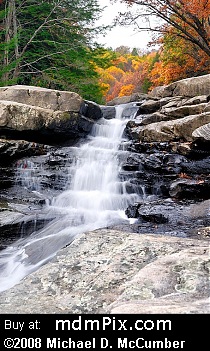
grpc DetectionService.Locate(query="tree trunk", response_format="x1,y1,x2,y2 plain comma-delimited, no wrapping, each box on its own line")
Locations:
3,0,19,83
12,0,20,79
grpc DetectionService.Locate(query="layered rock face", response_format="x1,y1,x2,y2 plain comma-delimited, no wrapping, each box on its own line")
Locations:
126,94,210,143
120,76,210,239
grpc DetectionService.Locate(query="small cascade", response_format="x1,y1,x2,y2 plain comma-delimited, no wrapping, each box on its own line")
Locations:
15,159,42,192
0,102,141,292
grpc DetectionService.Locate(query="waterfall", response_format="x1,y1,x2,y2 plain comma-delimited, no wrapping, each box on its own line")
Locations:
0,103,140,292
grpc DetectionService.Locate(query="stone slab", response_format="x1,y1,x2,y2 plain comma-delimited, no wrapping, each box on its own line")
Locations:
0,229,209,314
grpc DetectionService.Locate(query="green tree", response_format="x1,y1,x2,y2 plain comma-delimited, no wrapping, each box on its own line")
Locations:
0,0,104,102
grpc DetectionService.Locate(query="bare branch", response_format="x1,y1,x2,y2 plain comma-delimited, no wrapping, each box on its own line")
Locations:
116,0,210,56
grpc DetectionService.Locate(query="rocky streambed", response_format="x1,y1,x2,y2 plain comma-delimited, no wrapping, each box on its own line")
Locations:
0,76,210,313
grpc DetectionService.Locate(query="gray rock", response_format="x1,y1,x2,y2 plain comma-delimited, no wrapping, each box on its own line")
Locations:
0,229,209,314
192,122,210,141
0,86,102,144
0,85,83,112
138,112,176,126
204,102,210,112
161,103,207,118
130,112,210,142
107,93,149,106
138,99,160,113
0,100,93,143
181,95,209,106
150,74,210,98
100,106,116,119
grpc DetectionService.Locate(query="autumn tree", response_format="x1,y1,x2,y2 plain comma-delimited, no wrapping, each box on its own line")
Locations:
96,48,156,102
149,30,210,88
116,0,210,57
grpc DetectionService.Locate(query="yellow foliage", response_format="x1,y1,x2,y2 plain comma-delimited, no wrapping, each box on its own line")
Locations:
119,84,134,97
106,66,125,80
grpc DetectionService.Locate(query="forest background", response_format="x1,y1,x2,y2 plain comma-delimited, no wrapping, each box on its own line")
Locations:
0,0,210,104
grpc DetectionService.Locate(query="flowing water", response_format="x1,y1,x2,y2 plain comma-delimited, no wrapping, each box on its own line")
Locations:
0,103,140,292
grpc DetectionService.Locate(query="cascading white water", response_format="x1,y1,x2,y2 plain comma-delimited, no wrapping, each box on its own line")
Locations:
0,103,140,292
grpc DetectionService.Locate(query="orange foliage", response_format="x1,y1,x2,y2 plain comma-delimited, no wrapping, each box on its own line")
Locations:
96,0,210,101
119,84,134,97
149,30,210,88
181,0,210,18
96,51,151,102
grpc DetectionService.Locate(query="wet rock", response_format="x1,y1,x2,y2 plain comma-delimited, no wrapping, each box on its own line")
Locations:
181,156,210,174
125,202,142,218
100,106,116,119
141,212,169,224
81,100,102,120
121,152,143,171
0,167,14,189
124,197,210,240
169,178,210,199
122,163,139,171
0,138,48,165
0,202,53,250
141,152,188,175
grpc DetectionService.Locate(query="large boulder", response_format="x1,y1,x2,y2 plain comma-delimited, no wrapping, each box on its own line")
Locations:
0,85,83,111
0,85,102,144
150,74,210,98
0,229,209,313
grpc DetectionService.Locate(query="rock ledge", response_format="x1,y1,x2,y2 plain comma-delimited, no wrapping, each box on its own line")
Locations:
0,229,209,314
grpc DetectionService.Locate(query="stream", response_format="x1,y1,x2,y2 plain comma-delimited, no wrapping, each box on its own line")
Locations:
0,103,141,292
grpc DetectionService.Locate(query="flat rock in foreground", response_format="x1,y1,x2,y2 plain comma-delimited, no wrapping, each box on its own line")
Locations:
0,229,209,314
